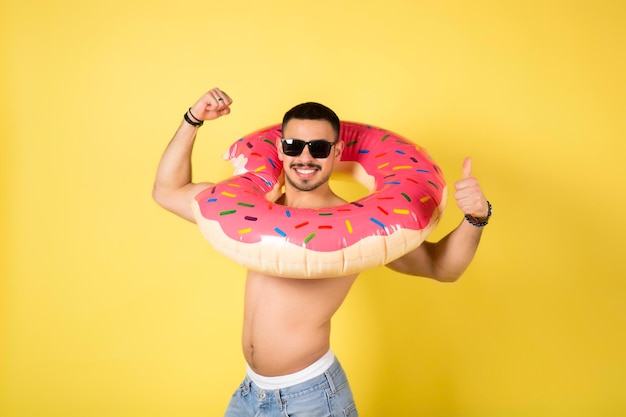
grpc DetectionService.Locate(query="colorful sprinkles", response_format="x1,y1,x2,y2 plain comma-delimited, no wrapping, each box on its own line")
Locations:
196,121,445,255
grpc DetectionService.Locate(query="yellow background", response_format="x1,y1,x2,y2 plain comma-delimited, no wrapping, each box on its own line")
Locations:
2,0,625,416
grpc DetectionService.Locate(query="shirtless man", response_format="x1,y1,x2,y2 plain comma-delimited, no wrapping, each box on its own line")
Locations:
153,88,491,416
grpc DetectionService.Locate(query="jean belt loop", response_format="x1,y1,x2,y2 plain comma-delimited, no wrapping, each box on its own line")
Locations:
241,377,251,395
324,369,337,394
276,389,286,411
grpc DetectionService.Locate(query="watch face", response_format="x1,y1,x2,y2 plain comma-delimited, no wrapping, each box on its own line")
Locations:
465,202,491,226
465,213,488,226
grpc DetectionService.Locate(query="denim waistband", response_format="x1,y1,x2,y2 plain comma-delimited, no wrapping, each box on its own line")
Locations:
246,349,335,390
241,356,348,402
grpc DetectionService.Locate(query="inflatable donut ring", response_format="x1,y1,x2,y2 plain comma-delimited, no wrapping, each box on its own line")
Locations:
192,121,447,278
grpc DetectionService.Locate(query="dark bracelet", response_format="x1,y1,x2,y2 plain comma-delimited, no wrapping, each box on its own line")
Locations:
187,107,203,123
183,110,203,127
464,201,492,227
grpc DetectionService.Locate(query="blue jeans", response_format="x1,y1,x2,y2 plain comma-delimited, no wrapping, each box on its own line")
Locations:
224,358,358,417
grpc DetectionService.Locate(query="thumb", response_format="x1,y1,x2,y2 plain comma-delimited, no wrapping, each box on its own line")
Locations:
462,157,472,179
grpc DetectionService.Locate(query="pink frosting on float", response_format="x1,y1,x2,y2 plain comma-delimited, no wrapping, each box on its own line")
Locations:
193,121,446,255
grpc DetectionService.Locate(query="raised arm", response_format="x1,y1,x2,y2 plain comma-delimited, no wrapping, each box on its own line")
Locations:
387,157,491,282
152,88,233,222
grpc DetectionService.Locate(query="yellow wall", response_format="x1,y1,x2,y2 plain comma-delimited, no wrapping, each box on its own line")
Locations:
2,0,625,416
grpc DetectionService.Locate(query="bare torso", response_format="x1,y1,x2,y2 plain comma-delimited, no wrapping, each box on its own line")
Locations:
242,270,358,376
239,120,359,376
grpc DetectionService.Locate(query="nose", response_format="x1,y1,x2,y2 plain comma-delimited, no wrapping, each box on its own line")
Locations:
296,144,315,161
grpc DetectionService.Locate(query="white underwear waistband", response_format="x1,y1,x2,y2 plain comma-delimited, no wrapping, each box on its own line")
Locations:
246,349,335,390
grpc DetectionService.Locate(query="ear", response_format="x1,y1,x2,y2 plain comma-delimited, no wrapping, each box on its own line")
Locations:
334,140,344,160
276,137,284,161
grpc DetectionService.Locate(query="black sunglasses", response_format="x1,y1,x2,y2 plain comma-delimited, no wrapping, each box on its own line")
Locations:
280,138,337,159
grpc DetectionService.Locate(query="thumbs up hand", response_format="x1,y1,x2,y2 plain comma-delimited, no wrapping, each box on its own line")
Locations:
454,157,489,218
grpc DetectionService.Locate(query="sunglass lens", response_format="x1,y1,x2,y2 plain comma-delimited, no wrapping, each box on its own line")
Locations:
309,141,333,158
282,139,306,156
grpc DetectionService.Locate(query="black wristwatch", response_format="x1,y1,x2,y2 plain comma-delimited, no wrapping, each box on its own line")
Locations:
464,201,492,227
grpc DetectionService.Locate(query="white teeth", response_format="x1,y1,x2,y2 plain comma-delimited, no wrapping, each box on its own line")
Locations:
296,168,315,175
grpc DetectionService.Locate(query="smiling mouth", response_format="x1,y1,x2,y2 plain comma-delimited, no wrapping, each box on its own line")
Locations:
291,164,320,177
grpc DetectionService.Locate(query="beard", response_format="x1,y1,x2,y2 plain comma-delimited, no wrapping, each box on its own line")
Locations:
285,163,332,192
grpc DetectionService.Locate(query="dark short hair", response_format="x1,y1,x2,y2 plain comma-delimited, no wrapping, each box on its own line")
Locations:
282,102,340,140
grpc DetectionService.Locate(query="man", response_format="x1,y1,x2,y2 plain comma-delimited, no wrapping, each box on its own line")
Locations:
153,87,491,416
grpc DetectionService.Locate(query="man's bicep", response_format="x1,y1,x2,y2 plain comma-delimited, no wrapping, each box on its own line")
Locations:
386,242,437,278
153,182,212,223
